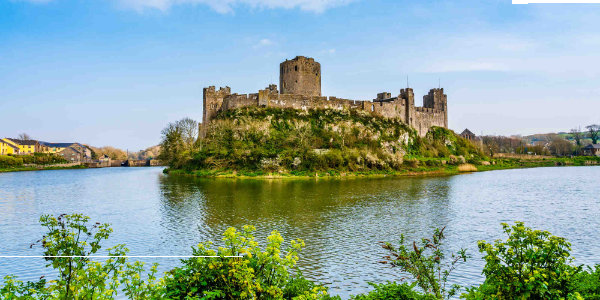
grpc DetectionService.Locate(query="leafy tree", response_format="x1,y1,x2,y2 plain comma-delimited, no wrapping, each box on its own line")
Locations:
158,117,199,168
570,128,584,155
381,227,468,299
586,124,600,144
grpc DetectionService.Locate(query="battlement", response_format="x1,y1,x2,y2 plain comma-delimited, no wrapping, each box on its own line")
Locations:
203,57,448,137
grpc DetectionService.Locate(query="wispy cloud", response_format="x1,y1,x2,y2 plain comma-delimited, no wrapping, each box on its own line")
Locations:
116,0,356,13
253,38,274,48
319,48,336,55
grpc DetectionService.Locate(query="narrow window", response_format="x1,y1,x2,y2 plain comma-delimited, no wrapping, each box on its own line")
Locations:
295,65,298,72
371,105,374,112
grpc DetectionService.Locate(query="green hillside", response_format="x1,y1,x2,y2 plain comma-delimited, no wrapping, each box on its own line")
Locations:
166,106,487,176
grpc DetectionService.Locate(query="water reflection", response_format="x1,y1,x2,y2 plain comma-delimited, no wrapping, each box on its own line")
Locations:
158,176,453,295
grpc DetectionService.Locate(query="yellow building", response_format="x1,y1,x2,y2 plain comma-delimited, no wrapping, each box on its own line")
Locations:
2,138,40,154
0,139,20,155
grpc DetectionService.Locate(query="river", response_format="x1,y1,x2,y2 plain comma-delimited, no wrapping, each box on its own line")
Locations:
0,166,599,297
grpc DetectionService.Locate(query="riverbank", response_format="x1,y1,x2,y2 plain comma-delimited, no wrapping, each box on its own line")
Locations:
164,156,600,179
0,164,87,173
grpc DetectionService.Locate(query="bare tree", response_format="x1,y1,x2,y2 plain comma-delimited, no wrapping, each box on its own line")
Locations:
18,133,32,140
548,136,573,157
587,124,600,144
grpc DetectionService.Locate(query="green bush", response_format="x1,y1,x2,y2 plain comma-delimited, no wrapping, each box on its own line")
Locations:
463,222,581,299
163,225,327,299
351,282,436,300
20,153,68,165
0,155,23,167
570,265,600,299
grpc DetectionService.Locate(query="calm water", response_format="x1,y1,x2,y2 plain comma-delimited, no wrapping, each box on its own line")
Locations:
0,166,599,297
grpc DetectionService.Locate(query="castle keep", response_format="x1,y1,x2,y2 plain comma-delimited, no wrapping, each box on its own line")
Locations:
203,56,448,136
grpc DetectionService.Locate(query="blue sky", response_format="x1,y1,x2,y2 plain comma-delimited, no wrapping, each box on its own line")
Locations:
1,0,599,150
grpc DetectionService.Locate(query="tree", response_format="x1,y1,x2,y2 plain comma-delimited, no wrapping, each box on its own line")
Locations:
158,118,199,168
548,136,573,156
570,127,583,155
17,133,32,140
587,124,600,144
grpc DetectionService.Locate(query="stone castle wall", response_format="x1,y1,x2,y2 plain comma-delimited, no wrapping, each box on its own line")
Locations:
202,56,448,137
203,85,447,137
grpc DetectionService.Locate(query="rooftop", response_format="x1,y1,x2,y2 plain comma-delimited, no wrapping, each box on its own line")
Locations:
6,138,39,145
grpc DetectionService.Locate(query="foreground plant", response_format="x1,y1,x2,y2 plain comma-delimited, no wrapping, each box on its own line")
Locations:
163,225,328,299
463,222,583,299
381,227,468,299
1,214,329,299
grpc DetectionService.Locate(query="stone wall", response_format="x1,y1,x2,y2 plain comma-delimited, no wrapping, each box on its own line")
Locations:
207,85,447,137
202,56,448,137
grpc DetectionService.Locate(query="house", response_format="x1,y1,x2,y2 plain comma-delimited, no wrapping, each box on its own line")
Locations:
2,138,41,154
460,129,477,141
40,142,92,160
56,143,92,162
57,146,83,162
0,139,20,155
582,144,600,156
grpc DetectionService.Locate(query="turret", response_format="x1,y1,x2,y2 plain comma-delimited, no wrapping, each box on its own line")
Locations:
423,88,447,111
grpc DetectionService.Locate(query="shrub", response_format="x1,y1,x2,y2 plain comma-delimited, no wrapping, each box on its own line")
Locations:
0,155,23,167
570,265,600,299
163,225,327,299
381,227,468,299
403,158,420,168
351,282,436,300
463,222,581,299
0,214,163,299
424,160,442,167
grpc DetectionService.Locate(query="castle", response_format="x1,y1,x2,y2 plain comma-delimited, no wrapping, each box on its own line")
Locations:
203,56,448,136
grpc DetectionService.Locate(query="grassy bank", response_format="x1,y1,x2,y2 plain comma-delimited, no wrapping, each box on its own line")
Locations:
164,156,600,178
158,106,600,178
162,107,489,175
0,164,87,173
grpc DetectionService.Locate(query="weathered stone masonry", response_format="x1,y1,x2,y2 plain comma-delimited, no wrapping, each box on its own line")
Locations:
203,56,448,137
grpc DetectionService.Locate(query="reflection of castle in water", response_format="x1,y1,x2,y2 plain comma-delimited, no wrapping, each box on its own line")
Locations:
203,56,448,136
158,176,453,295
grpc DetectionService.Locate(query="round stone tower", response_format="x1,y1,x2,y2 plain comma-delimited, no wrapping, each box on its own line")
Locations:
279,56,321,96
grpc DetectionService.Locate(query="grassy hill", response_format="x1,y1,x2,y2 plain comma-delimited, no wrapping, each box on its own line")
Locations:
167,106,487,177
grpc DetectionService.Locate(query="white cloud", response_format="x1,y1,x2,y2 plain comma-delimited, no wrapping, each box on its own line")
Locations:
116,0,355,13
252,38,275,49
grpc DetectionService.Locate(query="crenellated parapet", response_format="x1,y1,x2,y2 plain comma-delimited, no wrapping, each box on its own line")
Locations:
202,57,448,137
